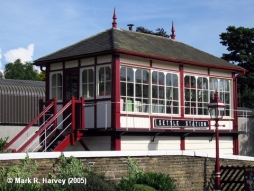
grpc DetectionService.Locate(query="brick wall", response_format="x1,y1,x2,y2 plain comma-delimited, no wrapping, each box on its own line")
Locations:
0,151,254,191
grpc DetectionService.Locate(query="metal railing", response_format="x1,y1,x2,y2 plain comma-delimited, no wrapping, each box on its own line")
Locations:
84,101,252,131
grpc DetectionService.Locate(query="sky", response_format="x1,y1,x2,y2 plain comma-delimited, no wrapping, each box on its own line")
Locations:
0,0,253,73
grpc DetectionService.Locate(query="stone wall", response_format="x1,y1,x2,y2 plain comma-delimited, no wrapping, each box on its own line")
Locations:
0,151,254,191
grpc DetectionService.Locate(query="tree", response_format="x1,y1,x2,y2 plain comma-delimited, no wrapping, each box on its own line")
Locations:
4,59,39,80
0,71,3,79
220,26,254,108
136,27,170,38
37,71,46,81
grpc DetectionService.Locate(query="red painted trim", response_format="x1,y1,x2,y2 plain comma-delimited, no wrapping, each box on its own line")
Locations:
111,54,121,150
180,65,184,120
53,134,71,152
46,65,50,101
39,99,43,126
17,100,72,152
111,133,121,150
79,139,90,151
208,68,210,75
81,97,85,129
233,135,239,155
71,96,76,145
232,73,237,131
181,136,185,150
150,60,152,67
115,50,246,72
112,54,121,129
120,113,234,122
53,98,57,129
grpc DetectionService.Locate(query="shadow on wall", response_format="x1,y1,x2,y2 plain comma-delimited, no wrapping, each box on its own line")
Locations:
238,107,254,156
204,157,215,191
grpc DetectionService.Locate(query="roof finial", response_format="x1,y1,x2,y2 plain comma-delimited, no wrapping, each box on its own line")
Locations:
171,21,176,40
112,8,117,28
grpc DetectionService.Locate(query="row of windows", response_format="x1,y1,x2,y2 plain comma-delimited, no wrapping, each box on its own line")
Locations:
120,66,231,116
50,66,232,117
50,66,111,101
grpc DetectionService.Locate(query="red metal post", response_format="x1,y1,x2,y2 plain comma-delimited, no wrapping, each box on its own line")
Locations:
81,97,85,130
71,96,75,145
215,119,221,191
53,98,57,129
39,99,43,127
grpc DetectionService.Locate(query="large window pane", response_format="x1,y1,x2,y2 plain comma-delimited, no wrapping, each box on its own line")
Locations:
98,66,111,96
82,69,94,98
51,73,62,100
120,66,179,114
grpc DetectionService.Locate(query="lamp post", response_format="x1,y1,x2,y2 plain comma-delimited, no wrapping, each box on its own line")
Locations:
208,91,225,191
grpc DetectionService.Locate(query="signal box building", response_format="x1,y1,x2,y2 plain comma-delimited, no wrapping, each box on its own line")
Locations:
5,10,247,154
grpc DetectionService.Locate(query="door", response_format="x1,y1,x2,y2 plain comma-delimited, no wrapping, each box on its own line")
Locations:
63,69,81,132
64,69,79,103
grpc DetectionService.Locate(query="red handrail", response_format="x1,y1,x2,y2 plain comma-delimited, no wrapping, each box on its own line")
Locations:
17,100,72,152
3,100,55,151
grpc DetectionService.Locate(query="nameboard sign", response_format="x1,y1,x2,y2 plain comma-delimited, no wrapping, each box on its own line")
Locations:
154,119,209,128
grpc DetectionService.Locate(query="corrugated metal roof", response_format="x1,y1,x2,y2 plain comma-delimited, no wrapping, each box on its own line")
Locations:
0,79,45,124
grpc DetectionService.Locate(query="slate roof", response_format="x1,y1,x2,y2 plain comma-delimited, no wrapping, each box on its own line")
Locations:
34,28,245,72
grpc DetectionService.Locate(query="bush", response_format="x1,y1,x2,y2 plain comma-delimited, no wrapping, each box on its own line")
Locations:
45,155,117,191
133,184,156,191
84,172,117,191
0,154,40,191
118,157,177,191
0,137,11,153
136,172,177,191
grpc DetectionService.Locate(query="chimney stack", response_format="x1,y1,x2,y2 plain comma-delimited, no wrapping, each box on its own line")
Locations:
127,24,134,31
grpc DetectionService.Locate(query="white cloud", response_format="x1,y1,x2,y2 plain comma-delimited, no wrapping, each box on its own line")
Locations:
4,44,34,63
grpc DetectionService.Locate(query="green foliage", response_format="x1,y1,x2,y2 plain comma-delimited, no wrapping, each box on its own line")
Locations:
136,172,177,191
4,59,40,81
46,155,117,191
136,26,170,38
84,172,117,191
126,156,143,180
239,87,254,108
0,137,11,153
0,71,3,79
220,26,254,108
0,182,42,191
118,157,177,191
37,71,45,81
56,155,85,179
133,184,156,191
0,154,37,181
0,154,40,190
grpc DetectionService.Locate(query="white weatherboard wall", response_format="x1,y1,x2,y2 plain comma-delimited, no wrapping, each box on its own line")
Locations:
64,136,111,151
120,116,150,128
84,104,94,128
121,136,180,151
185,136,233,155
97,101,111,128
